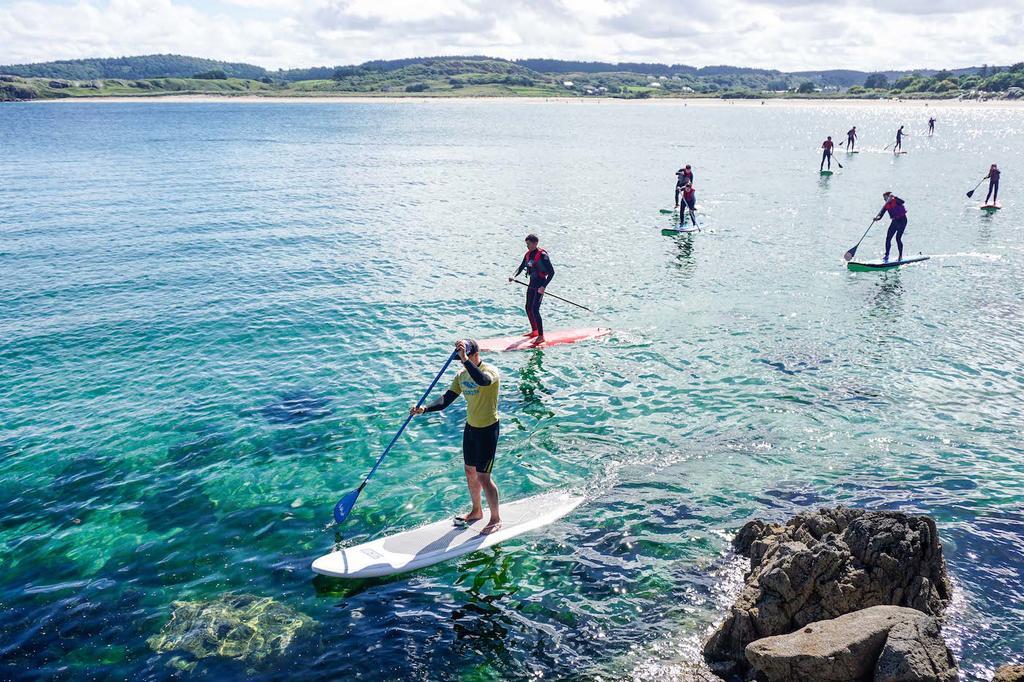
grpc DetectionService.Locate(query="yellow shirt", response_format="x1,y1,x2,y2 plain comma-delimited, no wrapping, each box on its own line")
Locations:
450,361,500,428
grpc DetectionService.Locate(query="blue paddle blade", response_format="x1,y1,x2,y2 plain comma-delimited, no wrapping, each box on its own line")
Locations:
333,488,362,524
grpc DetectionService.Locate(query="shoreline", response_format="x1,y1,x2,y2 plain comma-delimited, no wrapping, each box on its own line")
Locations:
23,94,1024,107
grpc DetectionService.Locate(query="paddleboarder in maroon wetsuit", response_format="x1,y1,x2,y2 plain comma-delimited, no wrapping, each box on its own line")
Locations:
873,191,908,262
821,136,835,170
674,165,694,207
510,234,555,344
984,164,1001,205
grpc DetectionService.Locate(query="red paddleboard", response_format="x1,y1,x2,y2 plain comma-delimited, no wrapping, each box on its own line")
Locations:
476,327,611,352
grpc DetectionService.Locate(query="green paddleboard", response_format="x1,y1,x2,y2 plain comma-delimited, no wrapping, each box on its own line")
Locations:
847,255,930,272
662,227,698,236
820,170,834,176
980,204,1001,212
660,209,675,214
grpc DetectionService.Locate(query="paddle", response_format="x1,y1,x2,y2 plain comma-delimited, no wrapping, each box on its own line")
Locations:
333,349,459,524
844,217,880,262
966,177,987,199
511,279,593,312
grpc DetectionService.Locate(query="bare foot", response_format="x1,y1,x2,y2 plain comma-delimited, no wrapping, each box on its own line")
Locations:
479,520,502,535
532,337,545,346
454,513,484,525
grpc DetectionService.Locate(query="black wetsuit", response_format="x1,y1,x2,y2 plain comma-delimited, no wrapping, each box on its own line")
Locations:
674,169,693,205
895,129,904,152
679,187,696,224
514,249,555,336
928,119,935,134
847,129,856,150
821,142,833,170
986,169,1000,203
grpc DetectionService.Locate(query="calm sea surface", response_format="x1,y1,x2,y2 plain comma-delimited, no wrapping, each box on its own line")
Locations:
0,99,1022,680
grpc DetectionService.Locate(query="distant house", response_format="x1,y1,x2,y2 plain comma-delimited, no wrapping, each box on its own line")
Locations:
563,81,574,87
648,82,662,88
680,86,694,93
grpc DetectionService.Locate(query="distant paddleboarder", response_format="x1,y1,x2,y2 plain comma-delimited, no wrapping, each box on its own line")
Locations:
510,234,554,344
675,165,694,207
873,191,908,263
411,339,502,535
821,136,835,170
984,164,1001,205
846,126,857,151
679,182,697,225
894,125,906,154
928,117,936,135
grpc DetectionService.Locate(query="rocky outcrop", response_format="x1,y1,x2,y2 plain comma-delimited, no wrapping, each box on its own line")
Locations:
704,507,952,675
148,594,313,668
994,665,1024,681
745,606,956,682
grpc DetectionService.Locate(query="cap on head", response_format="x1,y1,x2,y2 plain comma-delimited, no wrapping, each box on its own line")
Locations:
525,234,539,244
883,191,892,198
685,164,691,169
464,339,479,355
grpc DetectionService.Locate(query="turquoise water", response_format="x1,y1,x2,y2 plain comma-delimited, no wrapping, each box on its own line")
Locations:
1,99,1022,680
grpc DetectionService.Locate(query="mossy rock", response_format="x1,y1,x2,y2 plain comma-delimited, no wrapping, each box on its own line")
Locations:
148,594,313,663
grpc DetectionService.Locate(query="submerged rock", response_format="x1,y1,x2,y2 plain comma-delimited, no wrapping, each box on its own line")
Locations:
704,506,952,675
994,665,1024,681
148,594,313,664
261,389,333,424
745,606,956,682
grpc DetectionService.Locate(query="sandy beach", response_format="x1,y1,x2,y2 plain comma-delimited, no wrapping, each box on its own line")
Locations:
31,94,1024,108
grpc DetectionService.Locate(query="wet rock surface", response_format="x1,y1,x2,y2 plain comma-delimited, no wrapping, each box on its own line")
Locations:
744,605,956,681
704,507,952,676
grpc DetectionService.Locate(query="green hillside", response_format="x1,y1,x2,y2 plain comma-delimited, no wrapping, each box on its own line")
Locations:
2,54,1023,101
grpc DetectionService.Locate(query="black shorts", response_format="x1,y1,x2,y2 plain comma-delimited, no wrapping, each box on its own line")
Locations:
463,421,499,473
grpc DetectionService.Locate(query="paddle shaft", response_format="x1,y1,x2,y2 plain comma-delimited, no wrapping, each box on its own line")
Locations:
966,176,986,198
511,279,592,312
366,350,458,482
334,350,458,523
844,217,878,262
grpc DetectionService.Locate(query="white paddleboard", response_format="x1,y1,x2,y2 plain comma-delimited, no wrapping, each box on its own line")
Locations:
312,490,584,578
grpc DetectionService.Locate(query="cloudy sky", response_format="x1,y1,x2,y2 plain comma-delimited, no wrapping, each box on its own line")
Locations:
1,0,1023,71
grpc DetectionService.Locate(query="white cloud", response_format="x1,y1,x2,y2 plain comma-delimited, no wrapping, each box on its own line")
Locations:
1,0,1023,71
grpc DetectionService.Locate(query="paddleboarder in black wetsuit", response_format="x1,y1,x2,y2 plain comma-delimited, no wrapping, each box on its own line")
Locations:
821,136,835,170
894,126,906,154
679,183,697,225
873,191,908,262
411,339,502,535
674,165,694,207
984,164,1000,205
846,126,857,151
510,234,554,344
928,117,936,135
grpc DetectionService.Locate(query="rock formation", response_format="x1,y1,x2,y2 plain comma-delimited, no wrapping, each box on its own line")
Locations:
704,507,952,676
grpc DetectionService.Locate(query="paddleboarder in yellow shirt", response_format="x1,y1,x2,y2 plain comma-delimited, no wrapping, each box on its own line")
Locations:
411,339,502,534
